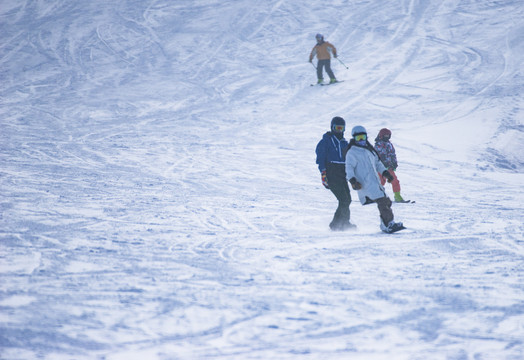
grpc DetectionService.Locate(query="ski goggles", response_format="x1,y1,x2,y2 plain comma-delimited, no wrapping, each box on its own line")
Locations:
333,125,345,133
354,134,367,141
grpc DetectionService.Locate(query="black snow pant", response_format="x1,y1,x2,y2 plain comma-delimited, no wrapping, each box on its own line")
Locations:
326,163,351,230
317,59,336,80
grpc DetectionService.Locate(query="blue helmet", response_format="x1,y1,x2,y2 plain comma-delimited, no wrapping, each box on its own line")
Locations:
316,33,324,42
351,125,367,137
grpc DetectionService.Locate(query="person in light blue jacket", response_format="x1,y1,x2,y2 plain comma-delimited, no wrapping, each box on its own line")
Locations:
345,125,405,233
315,117,354,231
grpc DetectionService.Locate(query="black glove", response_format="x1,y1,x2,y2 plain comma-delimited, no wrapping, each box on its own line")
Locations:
392,161,398,170
349,177,362,190
382,170,394,183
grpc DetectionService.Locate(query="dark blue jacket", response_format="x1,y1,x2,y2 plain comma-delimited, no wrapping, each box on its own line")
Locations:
315,132,349,172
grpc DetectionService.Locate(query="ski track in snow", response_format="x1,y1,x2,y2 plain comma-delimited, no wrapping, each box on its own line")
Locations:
1,0,523,359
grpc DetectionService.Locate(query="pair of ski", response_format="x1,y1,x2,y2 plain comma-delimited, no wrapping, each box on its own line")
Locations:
310,80,345,86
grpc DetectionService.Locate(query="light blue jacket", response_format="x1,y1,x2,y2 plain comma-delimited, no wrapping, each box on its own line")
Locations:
345,143,388,204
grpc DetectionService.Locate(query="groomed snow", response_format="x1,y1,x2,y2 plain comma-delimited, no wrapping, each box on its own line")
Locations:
1,0,523,359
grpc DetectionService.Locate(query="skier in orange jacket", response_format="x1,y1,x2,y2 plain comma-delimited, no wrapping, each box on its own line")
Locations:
309,34,338,84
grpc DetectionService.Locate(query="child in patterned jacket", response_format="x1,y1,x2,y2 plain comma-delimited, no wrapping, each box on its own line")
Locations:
374,128,406,202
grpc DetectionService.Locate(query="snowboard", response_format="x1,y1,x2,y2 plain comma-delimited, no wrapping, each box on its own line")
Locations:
382,223,406,234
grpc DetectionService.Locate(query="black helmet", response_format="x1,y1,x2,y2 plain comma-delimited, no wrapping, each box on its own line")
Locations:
331,116,345,133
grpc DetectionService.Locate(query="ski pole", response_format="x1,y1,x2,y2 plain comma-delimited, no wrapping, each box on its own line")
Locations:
336,57,349,69
310,61,317,70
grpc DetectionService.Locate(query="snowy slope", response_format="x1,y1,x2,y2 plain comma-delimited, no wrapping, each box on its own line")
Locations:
1,0,523,359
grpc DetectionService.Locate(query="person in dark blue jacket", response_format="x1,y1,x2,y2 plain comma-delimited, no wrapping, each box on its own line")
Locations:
315,116,355,231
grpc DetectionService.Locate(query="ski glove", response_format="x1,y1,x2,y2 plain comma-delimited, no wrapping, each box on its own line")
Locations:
349,177,362,190
382,170,394,183
321,170,329,189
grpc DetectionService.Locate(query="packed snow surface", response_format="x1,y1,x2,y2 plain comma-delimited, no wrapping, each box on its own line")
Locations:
1,0,523,359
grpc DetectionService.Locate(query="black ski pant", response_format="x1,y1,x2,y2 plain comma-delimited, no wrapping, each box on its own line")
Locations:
317,59,336,80
326,163,351,230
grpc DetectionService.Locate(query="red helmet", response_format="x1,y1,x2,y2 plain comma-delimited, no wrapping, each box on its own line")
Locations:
377,128,391,140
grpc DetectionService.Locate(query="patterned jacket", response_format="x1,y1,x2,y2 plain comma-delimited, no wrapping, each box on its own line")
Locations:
374,140,398,169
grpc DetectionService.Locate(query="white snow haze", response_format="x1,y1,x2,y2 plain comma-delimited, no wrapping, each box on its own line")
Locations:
1,0,523,359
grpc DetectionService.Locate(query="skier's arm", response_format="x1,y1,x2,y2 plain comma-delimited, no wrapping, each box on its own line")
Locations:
345,153,356,181
374,143,386,160
315,139,327,172
327,42,337,58
372,152,392,181
316,139,330,189
374,152,388,174
345,153,363,190
309,47,317,62
390,143,398,169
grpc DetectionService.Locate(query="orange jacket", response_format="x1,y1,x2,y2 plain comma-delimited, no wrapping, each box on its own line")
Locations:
309,41,337,61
